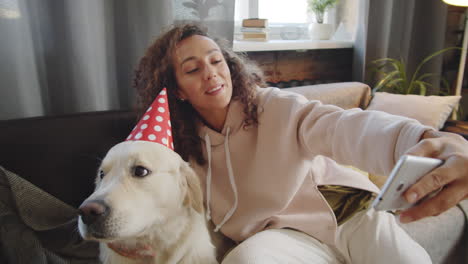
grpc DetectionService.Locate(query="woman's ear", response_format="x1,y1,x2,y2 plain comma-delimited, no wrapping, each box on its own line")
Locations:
174,90,187,102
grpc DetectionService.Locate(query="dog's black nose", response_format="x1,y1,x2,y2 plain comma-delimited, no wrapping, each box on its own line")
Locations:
78,200,109,225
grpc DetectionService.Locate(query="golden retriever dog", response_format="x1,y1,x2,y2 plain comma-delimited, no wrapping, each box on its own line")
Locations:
78,141,218,264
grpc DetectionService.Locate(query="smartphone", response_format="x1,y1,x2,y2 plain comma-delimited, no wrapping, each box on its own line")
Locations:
372,155,444,211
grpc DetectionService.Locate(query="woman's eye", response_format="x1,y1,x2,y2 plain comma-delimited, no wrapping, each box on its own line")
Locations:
212,59,222,64
133,166,150,178
99,170,105,179
186,68,198,74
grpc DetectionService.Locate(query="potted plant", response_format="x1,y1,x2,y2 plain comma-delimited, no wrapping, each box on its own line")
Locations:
307,0,338,40
367,47,460,95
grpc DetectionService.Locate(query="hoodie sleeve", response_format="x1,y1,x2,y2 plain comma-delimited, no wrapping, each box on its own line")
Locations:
259,87,433,176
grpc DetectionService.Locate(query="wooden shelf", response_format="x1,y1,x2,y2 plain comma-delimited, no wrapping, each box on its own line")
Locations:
233,39,353,52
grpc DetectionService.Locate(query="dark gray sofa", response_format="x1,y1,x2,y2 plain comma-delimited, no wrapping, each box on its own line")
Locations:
0,82,466,263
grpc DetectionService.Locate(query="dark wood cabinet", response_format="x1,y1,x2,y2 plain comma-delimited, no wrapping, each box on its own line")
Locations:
241,48,353,87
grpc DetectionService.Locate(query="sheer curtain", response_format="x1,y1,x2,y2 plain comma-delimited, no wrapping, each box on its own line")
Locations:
0,0,235,120
328,0,369,82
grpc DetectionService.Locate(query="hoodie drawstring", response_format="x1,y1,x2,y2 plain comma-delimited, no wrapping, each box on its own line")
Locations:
204,133,212,221
204,127,239,232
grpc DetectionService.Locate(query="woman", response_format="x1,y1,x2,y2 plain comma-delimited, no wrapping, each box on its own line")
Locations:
127,23,468,263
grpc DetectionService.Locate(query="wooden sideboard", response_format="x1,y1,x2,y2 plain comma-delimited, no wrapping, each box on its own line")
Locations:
241,48,353,87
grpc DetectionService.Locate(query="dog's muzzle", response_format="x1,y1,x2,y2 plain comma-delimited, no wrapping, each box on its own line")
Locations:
78,200,112,238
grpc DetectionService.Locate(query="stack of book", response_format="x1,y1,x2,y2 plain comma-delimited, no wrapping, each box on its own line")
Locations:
241,18,268,41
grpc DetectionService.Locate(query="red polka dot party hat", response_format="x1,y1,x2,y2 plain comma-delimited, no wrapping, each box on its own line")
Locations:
126,88,174,150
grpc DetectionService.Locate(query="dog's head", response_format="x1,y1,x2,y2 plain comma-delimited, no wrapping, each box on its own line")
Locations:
78,141,203,241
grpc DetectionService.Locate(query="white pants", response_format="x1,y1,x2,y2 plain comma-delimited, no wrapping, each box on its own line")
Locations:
221,209,432,264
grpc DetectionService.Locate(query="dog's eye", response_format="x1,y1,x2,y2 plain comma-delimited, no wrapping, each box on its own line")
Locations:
99,170,105,179
133,166,150,178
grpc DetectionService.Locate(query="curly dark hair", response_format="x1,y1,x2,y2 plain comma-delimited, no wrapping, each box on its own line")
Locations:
133,23,265,165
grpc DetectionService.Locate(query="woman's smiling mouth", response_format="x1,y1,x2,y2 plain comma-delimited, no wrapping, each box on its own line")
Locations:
206,84,224,95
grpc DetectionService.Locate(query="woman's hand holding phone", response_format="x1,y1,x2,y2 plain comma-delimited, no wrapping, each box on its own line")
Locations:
399,130,468,223
372,155,443,212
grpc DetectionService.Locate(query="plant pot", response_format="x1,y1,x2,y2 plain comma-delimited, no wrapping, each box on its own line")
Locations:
308,23,334,40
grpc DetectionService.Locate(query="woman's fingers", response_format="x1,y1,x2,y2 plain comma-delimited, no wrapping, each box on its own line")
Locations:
400,181,468,223
403,159,456,204
399,130,468,223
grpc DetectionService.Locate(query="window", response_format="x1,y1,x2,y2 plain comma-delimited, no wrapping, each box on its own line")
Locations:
234,0,340,41
258,0,308,23
235,0,309,23
234,0,360,52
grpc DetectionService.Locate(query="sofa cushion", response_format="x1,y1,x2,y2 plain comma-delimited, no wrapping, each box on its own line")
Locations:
283,82,372,109
367,92,461,130
0,166,99,263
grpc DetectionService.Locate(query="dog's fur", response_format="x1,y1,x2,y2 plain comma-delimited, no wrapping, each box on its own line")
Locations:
78,141,218,264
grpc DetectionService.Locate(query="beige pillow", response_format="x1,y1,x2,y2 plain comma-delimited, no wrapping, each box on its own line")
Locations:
366,92,461,130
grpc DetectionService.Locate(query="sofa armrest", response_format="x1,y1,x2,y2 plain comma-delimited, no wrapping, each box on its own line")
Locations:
400,200,468,264
283,82,372,109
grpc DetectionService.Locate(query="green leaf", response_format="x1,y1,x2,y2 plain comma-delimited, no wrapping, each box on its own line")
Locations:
308,0,339,20
418,83,427,96
372,71,401,93
411,80,431,95
417,73,437,81
385,77,404,89
410,47,461,88
439,78,450,95
419,85,426,96
370,58,401,66
389,61,403,72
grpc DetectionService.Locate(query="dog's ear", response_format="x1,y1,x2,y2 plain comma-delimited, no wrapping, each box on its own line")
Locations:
180,162,204,214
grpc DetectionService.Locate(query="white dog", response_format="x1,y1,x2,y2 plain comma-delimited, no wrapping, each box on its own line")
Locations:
78,141,218,264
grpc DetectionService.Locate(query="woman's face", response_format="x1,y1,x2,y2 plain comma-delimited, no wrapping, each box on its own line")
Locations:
172,35,233,121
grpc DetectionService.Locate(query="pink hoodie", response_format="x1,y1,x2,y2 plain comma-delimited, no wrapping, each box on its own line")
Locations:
191,87,431,245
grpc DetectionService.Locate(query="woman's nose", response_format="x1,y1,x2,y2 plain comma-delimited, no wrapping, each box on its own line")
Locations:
204,66,217,80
